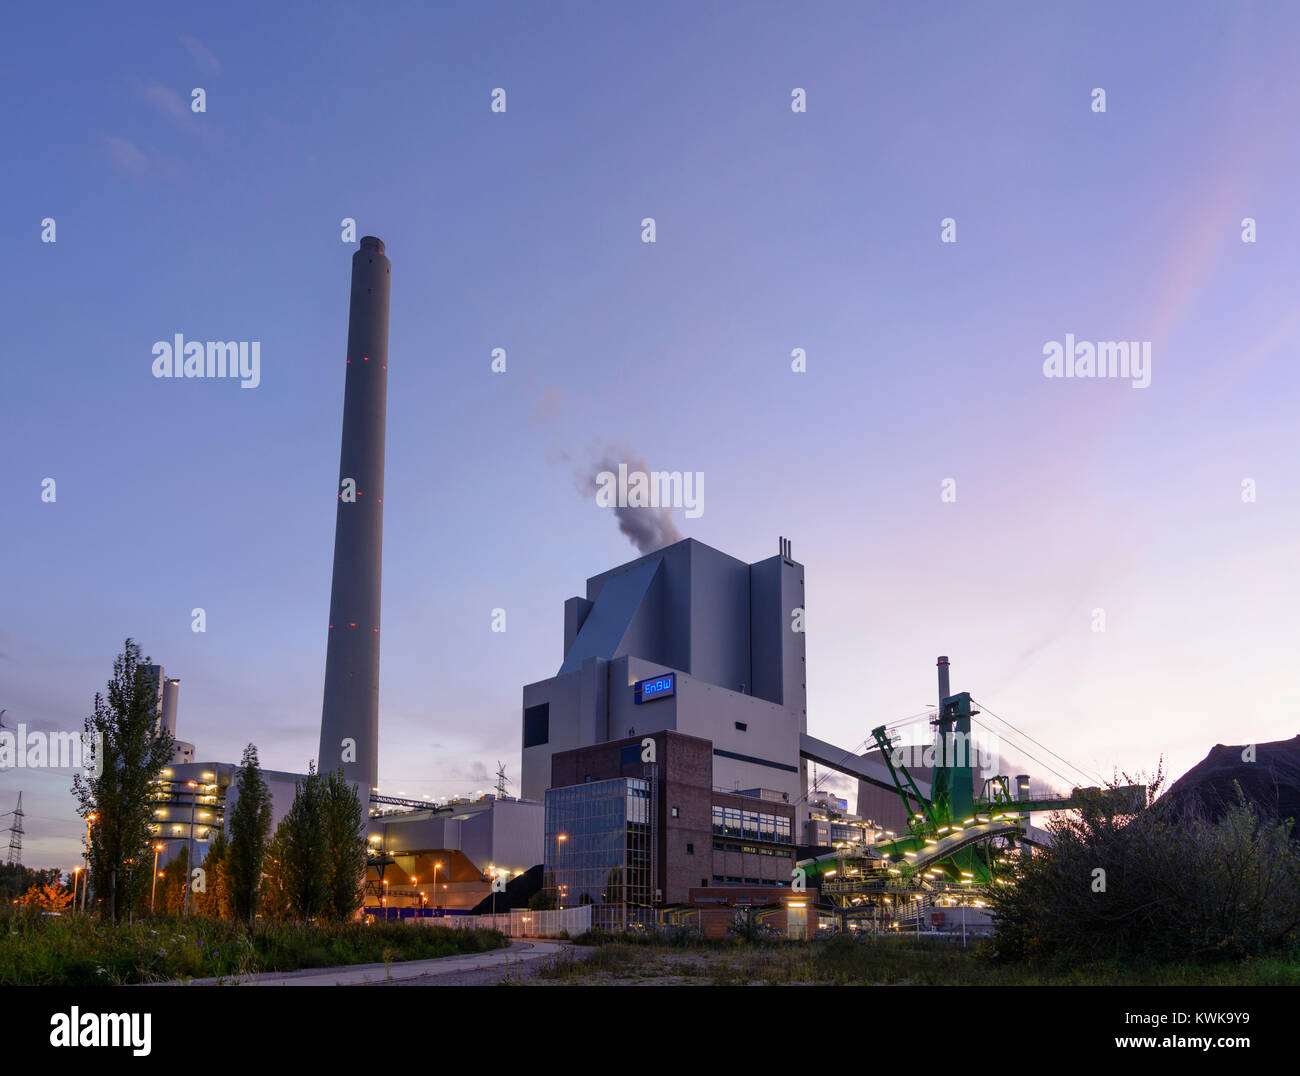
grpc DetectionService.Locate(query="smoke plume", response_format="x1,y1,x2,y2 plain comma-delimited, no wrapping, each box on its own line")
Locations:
528,378,686,555
584,451,683,555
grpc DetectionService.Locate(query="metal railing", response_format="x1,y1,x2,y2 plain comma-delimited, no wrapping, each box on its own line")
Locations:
414,905,592,938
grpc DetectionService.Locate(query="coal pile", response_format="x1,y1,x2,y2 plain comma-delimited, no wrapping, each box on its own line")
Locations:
1160,734,1300,826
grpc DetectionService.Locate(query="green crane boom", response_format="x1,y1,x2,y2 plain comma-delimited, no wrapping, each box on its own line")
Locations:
802,667,1144,895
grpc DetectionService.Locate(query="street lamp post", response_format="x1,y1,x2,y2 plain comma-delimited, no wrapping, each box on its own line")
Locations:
183,782,198,917
81,814,97,913
556,833,567,910
432,861,443,914
150,843,164,913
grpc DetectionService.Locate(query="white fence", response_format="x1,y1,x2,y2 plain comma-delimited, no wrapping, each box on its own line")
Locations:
419,905,592,938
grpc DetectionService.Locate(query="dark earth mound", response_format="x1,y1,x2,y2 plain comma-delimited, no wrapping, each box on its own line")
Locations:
468,862,543,914
1160,734,1300,826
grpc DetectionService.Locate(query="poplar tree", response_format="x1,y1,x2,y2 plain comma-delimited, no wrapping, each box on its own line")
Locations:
160,846,189,916
72,639,174,921
198,826,234,919
279,764,329,921
227,743,273,924
323,768,368,920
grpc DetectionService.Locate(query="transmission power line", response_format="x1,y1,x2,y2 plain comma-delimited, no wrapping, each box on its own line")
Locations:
971,696,1106,788
6,792,24,867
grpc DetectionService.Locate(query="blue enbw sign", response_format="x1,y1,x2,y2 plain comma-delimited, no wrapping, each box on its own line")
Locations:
634,673,675,704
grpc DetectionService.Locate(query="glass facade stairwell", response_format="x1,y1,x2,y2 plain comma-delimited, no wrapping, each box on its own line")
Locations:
544,777,653,931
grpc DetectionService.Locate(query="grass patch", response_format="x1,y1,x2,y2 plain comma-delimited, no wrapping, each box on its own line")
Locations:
571,928,757,950
0,907,506,986
536,943,643,981
534,932,1300,986
807,935,1300,985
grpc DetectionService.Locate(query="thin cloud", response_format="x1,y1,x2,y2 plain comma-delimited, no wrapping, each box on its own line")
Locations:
102,134,149,174
448,760,493,784
180,34,221,75
101,134,182,179
139,82,196,130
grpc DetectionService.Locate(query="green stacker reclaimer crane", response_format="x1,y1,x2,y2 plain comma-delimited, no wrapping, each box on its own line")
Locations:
799,656,1144,915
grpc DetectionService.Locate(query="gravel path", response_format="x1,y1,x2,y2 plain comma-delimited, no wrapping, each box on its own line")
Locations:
381,942,584,986
168,939,574,986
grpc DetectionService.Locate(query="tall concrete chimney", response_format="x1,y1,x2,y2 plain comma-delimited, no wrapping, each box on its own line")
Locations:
936,655,951,709
318,236,390,792
161,678,180,738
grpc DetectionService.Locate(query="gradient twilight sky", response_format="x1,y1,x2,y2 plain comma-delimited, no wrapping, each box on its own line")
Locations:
4,2,1299,869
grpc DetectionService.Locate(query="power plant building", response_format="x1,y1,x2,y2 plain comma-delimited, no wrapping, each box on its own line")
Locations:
522,537,809,809
527,537,821,929
544,729,805,931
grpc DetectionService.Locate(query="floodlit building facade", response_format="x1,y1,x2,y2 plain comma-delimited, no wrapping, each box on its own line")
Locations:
364,795,542,915
540,708,808,929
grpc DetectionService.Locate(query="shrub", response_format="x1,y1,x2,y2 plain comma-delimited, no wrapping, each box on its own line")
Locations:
988,783,1300,965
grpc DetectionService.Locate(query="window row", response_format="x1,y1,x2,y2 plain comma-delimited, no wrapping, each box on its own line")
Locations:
711,876,788,887
712,841,792,857
711,806,792,843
